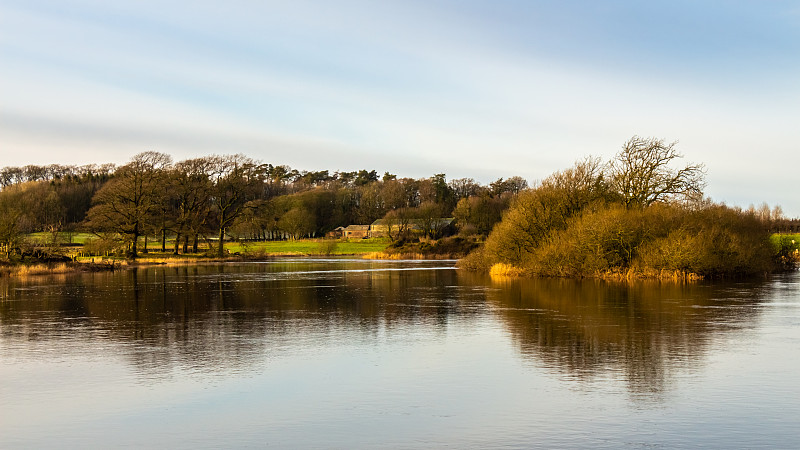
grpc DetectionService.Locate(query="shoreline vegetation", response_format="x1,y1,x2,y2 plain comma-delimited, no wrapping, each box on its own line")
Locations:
1,136,798,280
0,234,485,277
0,238,393,277
459,137,800,280
0,232,797,279
0,260,121,277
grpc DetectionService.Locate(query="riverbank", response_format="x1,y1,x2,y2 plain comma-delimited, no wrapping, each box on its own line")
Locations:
487,262,707,281
6,233,797,278
364,236,480,260
0,260,121,277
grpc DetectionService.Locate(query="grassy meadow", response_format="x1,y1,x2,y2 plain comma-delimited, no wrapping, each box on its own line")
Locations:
26,232,96,245
227,238,390,256
23,232,388,258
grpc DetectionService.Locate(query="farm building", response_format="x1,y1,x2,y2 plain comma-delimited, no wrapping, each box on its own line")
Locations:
342,224,370,239
326,226,345,239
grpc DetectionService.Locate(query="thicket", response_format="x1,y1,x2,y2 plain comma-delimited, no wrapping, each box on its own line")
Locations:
461,137,795,279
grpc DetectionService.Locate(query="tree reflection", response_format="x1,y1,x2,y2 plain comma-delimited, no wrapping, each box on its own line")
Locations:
473,273,767,397
0,261,475,381
0,262,772,396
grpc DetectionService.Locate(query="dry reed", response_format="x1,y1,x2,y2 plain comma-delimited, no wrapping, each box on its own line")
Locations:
489,263,526,278
362,252,426,260
0,261,118,278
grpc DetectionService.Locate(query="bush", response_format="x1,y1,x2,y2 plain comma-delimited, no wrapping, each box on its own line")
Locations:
772,235,800,270
465,200,779,279
317,239,339,255
457,246,492,272
83,235,125,257
637,206,774,277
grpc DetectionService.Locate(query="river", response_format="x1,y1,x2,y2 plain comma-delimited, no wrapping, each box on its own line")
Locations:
1,259,799,448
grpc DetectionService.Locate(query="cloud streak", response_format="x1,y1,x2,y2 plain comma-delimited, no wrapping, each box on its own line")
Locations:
1,0,798,215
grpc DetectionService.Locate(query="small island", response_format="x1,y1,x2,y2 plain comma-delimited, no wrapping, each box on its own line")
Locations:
460,136,800,279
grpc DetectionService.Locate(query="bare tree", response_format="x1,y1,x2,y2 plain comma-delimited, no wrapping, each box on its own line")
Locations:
490,176,528,196
278,207,315,240
448,178,482,200
383,207,415,241
85,152,172,259
209,154,262,257
608,136,706,208
170,157,215,253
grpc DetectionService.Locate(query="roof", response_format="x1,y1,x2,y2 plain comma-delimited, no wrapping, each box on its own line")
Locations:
343,224,370,231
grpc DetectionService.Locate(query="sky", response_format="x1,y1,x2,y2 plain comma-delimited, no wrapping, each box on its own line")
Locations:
1,0,799,216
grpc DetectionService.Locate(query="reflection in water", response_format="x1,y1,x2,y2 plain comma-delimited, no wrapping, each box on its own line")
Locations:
0,261,769,394
1,260,798,448
473,273,767,397
0,260,482,382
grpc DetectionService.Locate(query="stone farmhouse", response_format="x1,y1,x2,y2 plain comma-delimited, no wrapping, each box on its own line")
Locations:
341,224,371,239
335,218,455,239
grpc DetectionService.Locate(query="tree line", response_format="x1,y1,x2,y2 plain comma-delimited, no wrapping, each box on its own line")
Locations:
0,152,527,259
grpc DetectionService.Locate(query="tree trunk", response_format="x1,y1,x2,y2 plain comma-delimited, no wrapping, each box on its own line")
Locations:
143,234,148,254
218,227,225,257
130,232,138,260
174,233,180,255
192,234,199,253
183,235,189,253
161,228,167,252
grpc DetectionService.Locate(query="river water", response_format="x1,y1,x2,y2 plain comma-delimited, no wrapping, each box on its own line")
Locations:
1,259,799,448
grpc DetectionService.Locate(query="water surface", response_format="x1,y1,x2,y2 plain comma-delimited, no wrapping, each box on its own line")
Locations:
1,259,799,448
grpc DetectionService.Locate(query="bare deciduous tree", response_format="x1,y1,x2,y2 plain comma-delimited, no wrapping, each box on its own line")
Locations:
85,152,172,259
278,207,315,240
608,136,706,208
170,157,215,253
209,154,262,257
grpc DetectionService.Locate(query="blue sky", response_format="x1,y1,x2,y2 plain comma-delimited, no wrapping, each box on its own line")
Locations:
1,0,799,215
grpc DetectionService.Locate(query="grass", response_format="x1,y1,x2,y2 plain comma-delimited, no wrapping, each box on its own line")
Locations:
26,232,95,245
225,238,390,256
68,238,389,262
30,233,389,257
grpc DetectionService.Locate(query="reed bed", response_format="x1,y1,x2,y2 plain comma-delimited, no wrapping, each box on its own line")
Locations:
598,268,703,282
363,252,426,260
0,261,118,277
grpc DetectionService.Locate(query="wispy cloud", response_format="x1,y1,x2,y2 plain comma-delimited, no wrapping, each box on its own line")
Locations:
1,0,798,214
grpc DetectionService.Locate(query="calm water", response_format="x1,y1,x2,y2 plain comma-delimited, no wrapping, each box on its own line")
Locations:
1,259,799,449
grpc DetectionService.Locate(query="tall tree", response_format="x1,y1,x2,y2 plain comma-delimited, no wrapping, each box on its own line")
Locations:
448,177,482,200
0,187,24,258
278,207,315,240
85,152,172,259
209,154,262,257
608,136,706,208
170,157,215,253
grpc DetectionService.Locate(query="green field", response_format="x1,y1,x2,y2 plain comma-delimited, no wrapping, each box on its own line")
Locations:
227,238,389,255
24,232,389,258
26,232,96,245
